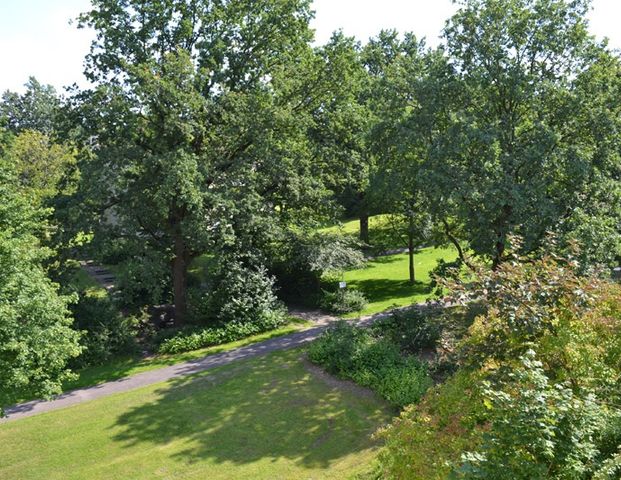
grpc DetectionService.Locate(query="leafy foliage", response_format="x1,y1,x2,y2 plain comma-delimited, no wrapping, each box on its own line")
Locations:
71,0,355,324
0,158,81,412
319,288,368,314
207,258,286,326
115,252,171,309
69,290,138,368
157,316,287,355
376,241,621,479
375,369,485,480
0,77,60,134
308,322,432,407
455,352,607,480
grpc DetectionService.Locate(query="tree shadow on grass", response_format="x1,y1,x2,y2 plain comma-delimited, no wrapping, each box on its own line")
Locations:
349,278,431,304
111,351,388,470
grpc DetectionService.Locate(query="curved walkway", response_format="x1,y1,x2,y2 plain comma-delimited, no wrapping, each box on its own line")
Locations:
0,304,439,423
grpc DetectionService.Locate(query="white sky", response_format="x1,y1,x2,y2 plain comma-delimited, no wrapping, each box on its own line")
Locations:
0,0,620,93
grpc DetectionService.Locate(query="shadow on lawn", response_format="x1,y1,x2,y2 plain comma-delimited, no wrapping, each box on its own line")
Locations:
349,278,431,303
111,353,387,469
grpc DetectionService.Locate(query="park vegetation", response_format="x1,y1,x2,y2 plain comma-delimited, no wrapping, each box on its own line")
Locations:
1,0,621,478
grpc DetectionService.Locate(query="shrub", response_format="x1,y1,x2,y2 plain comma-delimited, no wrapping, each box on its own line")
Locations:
376,248,621,479
319,288,368,314
269,231,365,302
372,308,443,354
455,352,608,480
308,322,432,408
208,259,287,326
375,369,485,480
115,252,170,308
70,291,138,367
448,246,621,399
307,321,370,374
157,313,288,354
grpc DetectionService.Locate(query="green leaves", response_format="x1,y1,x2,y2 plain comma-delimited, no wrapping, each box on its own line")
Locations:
0,157,81,412
456,351,607,480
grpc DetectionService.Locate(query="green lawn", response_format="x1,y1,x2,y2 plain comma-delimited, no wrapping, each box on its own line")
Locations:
320,214,395,239
63,319,310,391
0,349,391,480
1,319,311,409
342,246,458,317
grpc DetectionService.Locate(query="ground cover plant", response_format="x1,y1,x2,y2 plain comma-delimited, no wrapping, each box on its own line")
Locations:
0,349,391,480
308,321,433,408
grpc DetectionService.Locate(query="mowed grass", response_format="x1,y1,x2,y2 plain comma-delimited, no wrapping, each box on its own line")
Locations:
1,319,310,409
0,349,391,480
342,246,458,317
63,319,310,391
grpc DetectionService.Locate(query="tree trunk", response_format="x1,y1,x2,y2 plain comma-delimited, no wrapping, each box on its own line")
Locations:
359,214,369,244
172,233,188,326
492,231,505,271
441,218,475,271
408,230,415,284
407,214,416,284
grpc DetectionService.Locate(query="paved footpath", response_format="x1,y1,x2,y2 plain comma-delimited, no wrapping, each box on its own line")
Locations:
0,305,437,423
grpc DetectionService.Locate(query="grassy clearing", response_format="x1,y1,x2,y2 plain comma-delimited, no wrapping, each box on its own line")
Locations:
0,349,391,480
342,246,458,317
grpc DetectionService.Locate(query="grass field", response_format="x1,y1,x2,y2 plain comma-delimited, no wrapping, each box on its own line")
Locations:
1,319,311,409
342,246,458,316
0,349,391,480
63,319,311,391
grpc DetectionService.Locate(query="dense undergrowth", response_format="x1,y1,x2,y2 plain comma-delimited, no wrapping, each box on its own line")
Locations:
372,249,621,479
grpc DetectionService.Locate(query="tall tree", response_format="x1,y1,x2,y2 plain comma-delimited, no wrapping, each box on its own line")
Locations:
0,77,60,135
306,32,371,240
73,0,339,323
433,0,620,267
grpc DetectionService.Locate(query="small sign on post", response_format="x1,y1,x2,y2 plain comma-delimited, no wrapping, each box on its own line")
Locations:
339,281,347,289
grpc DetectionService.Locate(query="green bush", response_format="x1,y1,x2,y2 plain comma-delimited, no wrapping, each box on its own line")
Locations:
308,322,432,408
319,288,368,314
115,253,170,308
375,249,621,479
374,369,485,480
372,308,442,354
207,259,287,325
70,291,138,368
157,312,287,354
456,352,608,480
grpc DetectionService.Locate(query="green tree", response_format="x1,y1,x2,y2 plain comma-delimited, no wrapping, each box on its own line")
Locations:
306,32,371,241
0,152,81,413
426,0,621,267
5,129,77,202
0,77,60,135
74,0,340,324
366,35,451,279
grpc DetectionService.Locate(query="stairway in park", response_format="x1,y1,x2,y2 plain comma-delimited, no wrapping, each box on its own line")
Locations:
80,261,116,291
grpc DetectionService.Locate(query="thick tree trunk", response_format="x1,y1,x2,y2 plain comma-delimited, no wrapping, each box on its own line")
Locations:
359,214,370,244
172,233,188,326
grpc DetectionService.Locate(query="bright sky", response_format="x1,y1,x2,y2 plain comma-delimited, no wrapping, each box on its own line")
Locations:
1,0,620,93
